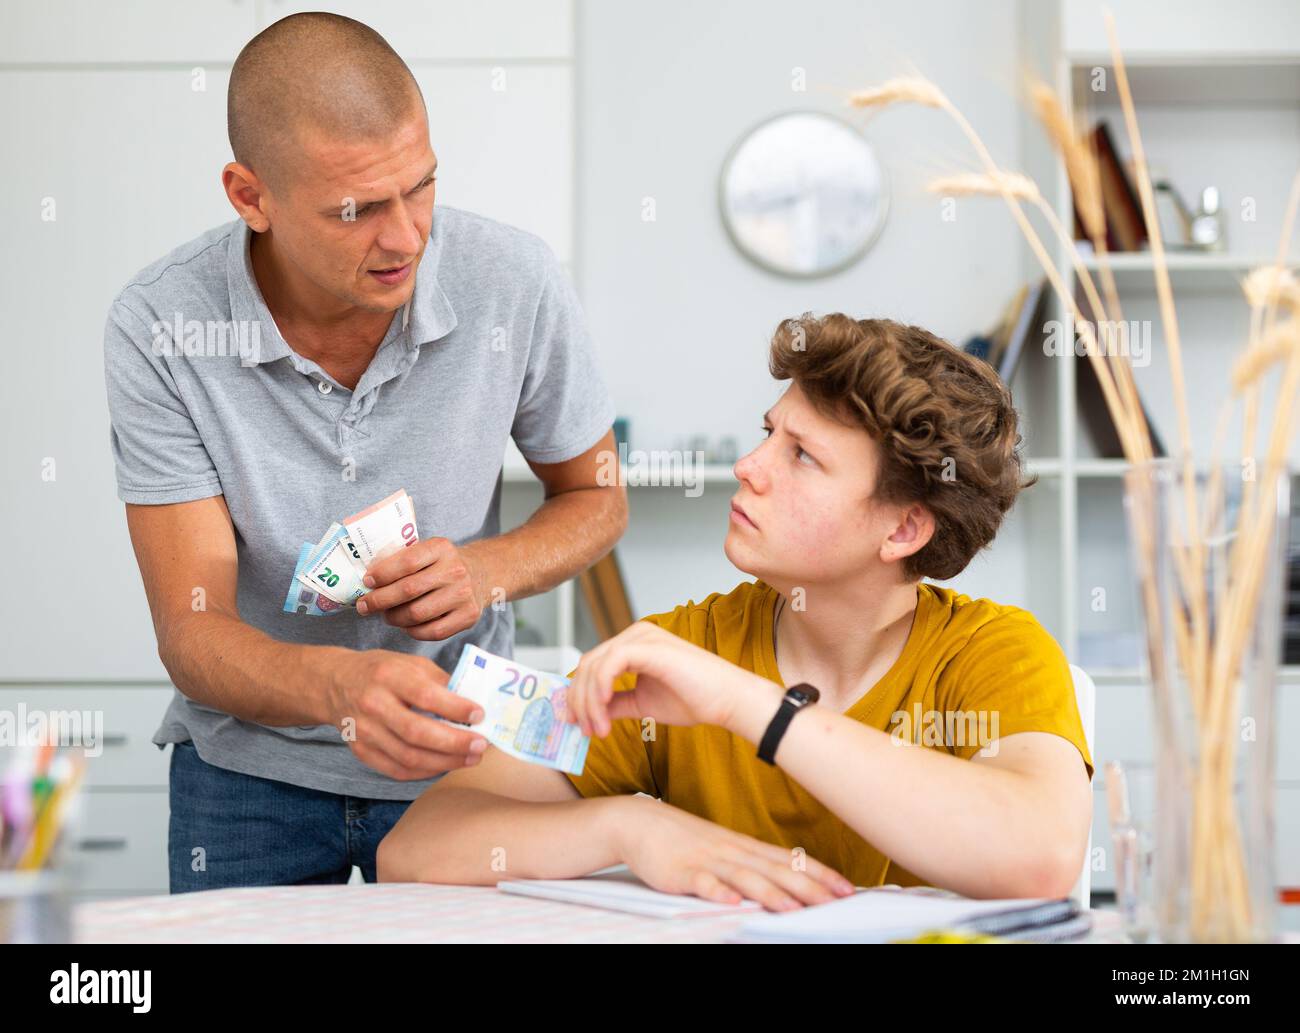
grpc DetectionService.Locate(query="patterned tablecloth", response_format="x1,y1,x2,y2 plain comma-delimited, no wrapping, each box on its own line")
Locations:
76,883,751,943
75,883,1157,944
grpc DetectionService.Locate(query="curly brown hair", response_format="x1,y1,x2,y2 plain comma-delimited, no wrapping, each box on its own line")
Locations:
769,313,1037,581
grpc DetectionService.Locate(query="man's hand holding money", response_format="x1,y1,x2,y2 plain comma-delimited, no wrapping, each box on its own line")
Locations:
356,535,488,640
327,648,489,780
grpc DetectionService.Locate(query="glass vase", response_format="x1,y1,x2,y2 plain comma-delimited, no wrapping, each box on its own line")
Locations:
1122,457,1288,943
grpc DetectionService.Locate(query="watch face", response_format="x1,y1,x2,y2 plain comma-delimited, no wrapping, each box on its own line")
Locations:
788,683,820,706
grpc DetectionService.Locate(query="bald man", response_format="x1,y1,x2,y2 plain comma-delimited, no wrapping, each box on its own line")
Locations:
102,13,626,891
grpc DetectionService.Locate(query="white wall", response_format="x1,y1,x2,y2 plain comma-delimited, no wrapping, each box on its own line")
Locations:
575,0,1031,618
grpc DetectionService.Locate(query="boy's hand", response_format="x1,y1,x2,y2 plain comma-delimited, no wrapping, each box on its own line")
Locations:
612,796,856,911
567,621,782,737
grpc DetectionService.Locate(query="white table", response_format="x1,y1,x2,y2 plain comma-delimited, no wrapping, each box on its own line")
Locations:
75,883,1134,943
76,883,749,943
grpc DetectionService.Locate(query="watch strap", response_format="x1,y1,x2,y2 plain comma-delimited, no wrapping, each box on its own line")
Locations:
757,683,819,765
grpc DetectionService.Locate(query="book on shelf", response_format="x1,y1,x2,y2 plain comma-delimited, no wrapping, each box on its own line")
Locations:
1079,120,1148,253
1074,286,1167,460
998,278,1049,385
1075,352,1167,459
961,279,1048,388
987,283,1028,373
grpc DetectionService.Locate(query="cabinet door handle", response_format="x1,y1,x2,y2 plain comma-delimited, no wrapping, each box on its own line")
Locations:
73,837,129,852
57,733,128,748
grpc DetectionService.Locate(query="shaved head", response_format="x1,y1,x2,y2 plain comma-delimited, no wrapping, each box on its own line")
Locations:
228,12,425,194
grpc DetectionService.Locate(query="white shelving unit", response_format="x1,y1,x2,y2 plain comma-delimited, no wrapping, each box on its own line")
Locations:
1047,1,1300,897
1052,35,1300,679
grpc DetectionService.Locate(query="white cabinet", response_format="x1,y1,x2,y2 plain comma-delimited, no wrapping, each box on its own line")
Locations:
0,67,235,682
67,791,170,899
0,686,171,898
0,687,171,788
1040,6,1300,901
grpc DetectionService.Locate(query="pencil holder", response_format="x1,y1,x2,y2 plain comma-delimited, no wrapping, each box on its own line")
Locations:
0,869,73,944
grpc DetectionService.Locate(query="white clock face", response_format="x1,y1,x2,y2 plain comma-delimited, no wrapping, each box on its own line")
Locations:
720,111,889,279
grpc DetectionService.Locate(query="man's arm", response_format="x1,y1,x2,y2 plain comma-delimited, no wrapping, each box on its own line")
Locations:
479,427,629,602
358,429,628,639
127,495,333,726
124,495,486,780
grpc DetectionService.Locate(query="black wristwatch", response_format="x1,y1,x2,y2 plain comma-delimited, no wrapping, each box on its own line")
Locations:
757,683,820,765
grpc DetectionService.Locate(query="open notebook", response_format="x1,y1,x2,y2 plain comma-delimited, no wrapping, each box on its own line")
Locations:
497,867,763,919
498,868,1086,940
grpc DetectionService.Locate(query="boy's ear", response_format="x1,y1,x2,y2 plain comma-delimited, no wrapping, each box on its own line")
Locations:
881,503,935,562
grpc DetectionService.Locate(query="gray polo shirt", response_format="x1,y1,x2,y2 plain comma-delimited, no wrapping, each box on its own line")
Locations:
103,206,615,799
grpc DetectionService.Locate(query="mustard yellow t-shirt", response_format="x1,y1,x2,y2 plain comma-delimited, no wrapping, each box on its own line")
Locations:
565,579,1094,889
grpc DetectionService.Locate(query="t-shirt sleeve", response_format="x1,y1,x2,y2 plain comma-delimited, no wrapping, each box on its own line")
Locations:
935,611,1095,780
103,300,223,505
510,242,616,464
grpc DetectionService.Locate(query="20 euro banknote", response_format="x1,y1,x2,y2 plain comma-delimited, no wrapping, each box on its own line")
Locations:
446,644,589,776
285,489,420,614
283,542,345,616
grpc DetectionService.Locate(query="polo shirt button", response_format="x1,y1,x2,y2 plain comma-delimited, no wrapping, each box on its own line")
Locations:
317,380,332,395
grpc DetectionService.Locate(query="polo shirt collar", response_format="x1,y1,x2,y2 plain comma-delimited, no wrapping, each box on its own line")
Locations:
404,214,459,348
227,217,457,367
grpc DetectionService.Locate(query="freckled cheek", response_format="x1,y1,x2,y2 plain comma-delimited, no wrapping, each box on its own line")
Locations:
777,497,841,553
776,496,877,565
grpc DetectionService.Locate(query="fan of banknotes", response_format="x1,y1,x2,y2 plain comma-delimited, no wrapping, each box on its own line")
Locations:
282,491,590,775
283,489,418,616
446,644,590,775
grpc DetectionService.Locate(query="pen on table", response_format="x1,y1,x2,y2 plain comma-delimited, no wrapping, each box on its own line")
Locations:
893,928,1010,944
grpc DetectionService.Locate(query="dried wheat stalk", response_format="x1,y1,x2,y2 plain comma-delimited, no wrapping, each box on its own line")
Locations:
849,11,1299,942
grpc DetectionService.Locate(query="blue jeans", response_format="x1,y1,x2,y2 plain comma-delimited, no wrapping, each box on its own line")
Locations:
168,740,413,893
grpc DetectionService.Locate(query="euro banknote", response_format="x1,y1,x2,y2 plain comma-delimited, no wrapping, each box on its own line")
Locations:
286,489,419,614
282,542,345,616
297,522,369,605
342,489,418,567
446,644,590,776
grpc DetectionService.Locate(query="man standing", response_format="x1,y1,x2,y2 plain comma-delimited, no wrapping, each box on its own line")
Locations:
102,13,626,891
